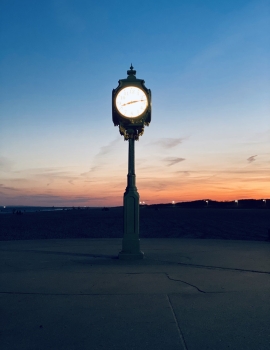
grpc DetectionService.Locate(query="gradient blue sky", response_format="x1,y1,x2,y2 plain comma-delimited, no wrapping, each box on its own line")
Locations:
0,0,269,206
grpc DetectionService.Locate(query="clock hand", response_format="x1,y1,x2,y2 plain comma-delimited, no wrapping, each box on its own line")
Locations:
122,99,145,106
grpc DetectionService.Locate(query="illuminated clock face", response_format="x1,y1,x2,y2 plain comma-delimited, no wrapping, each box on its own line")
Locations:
115,86,148,118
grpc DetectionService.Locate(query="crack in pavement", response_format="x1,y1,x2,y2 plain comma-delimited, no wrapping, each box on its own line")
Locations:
165,273,219,294
165,273,206,293
167,294,188,350
151,259,270,275
1,272,222,296
0,249,117,259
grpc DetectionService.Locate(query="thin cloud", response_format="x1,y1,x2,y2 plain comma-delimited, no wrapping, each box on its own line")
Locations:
158,138,185,149
139,180,168,192
175,171,190,176
81,165,101,176
81,138,120,176
0,184,19,191
32,170,79,186
97,138,120,157
10,194,108,204
13,167,67,174
247,155,257,163
11,167,78,184
164,157,185,166
34,171,72,178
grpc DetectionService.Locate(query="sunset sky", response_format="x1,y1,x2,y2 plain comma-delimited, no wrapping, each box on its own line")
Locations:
0,0,269,207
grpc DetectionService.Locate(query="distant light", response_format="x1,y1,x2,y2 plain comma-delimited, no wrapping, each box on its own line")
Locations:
172,201,175,204
142,201,145,204
205,200,208,203
3,206,5,209
263,199,266,203
235,200,238,203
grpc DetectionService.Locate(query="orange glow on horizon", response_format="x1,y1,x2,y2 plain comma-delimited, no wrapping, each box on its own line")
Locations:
1,183,269,207
1,163,269,207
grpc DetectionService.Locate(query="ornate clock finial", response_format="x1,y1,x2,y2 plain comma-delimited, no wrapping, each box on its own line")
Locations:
127,64,136,77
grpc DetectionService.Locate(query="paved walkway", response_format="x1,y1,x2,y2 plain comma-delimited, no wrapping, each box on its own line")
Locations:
1,238,270,350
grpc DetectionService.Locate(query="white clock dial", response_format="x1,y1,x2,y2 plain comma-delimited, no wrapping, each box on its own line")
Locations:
115,87,148,118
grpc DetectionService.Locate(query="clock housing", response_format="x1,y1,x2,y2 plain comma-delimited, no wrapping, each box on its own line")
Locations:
112,65,151,137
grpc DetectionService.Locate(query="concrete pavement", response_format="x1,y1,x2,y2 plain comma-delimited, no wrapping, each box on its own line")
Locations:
1,238,270,350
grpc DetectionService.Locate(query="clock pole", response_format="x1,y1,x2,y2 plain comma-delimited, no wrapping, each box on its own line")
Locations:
118,129,144,260
112,65,151,260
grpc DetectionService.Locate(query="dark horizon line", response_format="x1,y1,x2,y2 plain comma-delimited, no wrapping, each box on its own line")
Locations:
2,198,269,208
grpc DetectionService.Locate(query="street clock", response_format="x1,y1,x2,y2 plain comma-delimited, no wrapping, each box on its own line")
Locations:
112,65,151,140
111,65,152,259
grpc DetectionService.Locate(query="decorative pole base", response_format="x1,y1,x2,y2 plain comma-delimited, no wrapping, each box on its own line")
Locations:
118,182,144,260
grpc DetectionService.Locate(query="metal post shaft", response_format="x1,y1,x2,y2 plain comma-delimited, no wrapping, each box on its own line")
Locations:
127,137,136,188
